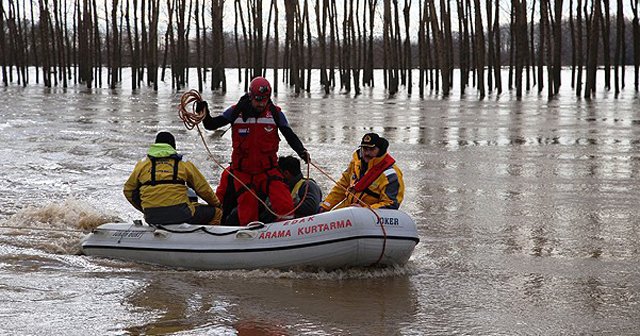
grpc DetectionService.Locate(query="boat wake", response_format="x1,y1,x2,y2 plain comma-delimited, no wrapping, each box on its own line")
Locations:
0,198,121,254
193,262,423,280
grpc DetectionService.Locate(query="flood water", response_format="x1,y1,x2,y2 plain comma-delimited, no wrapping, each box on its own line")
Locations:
1,68,640,335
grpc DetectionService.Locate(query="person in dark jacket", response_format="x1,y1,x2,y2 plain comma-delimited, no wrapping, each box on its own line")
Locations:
198,76,310,225
278,155,322,218
123,132,222,225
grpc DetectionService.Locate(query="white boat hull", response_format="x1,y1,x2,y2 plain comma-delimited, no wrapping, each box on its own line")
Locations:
81,207,419,270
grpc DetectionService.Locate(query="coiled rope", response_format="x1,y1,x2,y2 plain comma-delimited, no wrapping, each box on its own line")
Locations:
178,89,387,265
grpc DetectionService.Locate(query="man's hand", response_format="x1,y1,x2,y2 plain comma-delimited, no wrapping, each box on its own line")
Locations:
299,150,310,164
196,101,209,114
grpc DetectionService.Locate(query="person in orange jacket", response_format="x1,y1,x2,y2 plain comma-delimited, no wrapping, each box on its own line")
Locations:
320,133,404,211
198,77,310,225
123,131,222,225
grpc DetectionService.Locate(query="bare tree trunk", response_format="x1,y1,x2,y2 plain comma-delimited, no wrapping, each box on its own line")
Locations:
194,0,202,91
455,0,467,93
233,0,242,80
632,0,639,91
601,0,611,90
263,0,275,78
109,0,119,88
200,0,206,83
543,0,553,97
486,0,494,92
473,0,485,99
316,0,329,93
29,0,40,83
8,2,27,86
529,0,536,88
569,0,576,88
614,0,624,96
331,0,341,89
16,1,29,85
383,0,392,92
297,0,306,92
0,1,8,86
78,0,92,86
552,0,563,95
442,0,453,90
364,0,377,87
125,0,136,89
427,0,449,95
576,0,583,96
39,0,52,87
148,0,159,90
342,0,351,92
273,0,279,93
466,0,475,89
160,0,173,85
585,0,602,98
253,0,264,77
537,0,545,94
305,0,313,92
211,0,225,90
284,0,295,86
393,0,402,90
403,0,411,95
93,0,102,86
493,0,502,93
133,0,141,88
418,0,425,95
513,0,528,98
173,0,188,90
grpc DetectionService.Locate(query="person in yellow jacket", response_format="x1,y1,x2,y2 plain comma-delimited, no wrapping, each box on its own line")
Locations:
123,131,222,225
320,133,404,211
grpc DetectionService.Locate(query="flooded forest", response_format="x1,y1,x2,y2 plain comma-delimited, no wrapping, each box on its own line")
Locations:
0,0,639,99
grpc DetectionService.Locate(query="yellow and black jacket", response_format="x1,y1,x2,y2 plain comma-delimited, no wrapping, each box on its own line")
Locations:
123,143,221,224
320,150,404,211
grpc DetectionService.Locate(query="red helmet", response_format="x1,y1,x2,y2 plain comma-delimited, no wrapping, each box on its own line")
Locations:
249,77,272,101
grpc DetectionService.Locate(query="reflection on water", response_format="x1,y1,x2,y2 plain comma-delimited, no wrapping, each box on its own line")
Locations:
122,271,418,335
1,68,640,334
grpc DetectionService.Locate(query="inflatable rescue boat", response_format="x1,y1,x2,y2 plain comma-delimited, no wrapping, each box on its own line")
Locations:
81,207,419,270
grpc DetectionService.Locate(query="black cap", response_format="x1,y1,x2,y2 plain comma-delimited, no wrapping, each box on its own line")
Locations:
360,133,381,148
155,131,176,149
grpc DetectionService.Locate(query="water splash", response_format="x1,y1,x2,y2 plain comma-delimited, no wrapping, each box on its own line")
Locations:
3,198,121,231
0,198,122,254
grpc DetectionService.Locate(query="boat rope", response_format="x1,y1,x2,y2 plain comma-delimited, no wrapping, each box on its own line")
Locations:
0,225,87,233
151,222,265,236
178,89,310,220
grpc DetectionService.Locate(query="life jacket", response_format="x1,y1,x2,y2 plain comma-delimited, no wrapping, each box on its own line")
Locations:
291,178,315,204
230,103,281,174
351,154,396,193
140,155,186,187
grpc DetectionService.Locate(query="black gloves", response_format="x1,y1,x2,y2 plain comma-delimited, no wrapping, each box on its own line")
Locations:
299,150,310,164
237,94,253,110
196,101,209,114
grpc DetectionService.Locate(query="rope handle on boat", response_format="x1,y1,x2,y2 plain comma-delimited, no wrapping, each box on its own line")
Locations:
178,89,310,220
151,222,265,236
